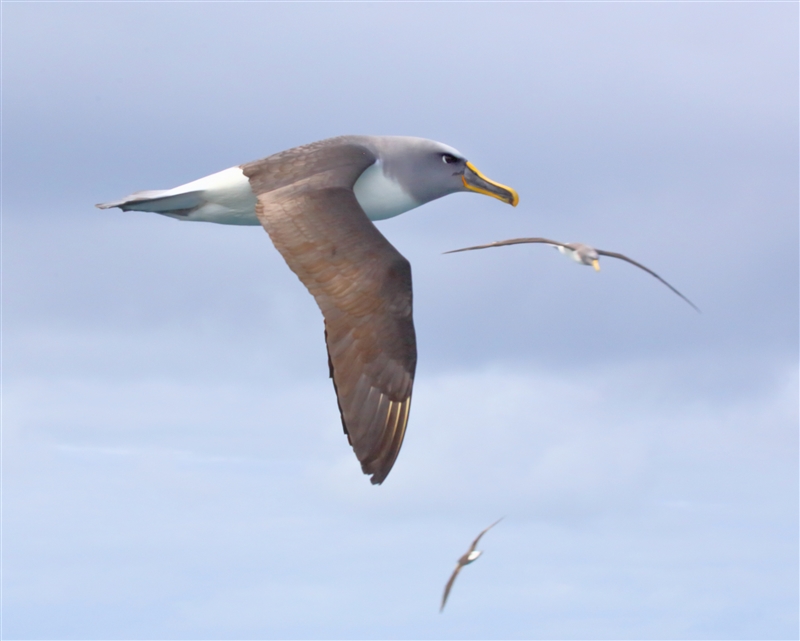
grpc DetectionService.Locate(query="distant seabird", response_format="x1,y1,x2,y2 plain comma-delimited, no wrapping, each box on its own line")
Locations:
97,136,518,484
440,518,503,612
446,237,699,312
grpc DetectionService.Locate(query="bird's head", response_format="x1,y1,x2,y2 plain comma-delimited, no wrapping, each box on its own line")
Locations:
574,244,601,271
376,137,519,208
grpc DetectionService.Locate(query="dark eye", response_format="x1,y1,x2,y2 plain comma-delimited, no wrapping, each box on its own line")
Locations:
441,153,459,164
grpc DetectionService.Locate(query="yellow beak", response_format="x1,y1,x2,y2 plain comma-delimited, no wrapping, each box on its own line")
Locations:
592,259,600,272
462,161,519,207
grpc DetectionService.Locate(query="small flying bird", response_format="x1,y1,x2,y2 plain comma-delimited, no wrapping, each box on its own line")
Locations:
440,518,503,612
446,237,699,312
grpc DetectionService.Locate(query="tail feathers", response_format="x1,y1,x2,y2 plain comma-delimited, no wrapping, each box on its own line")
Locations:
96,189,205,215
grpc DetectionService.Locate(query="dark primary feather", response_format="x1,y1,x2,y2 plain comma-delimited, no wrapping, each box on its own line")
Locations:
242,138,417,485
596,249,700,312
440,566,463,612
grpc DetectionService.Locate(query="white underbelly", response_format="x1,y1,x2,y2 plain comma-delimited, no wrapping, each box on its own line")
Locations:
174,162,419,225
178,166,260,225
556,246,581,263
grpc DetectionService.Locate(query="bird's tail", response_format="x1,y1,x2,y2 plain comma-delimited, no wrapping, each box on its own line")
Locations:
96,188,205,216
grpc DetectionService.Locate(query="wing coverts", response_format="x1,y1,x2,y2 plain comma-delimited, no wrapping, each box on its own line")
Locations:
242,138,417,484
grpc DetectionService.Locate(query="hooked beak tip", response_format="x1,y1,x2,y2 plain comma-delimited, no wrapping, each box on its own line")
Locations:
462,161,519,207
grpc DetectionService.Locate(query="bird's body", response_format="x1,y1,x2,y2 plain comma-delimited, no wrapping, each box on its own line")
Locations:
554,242,601,270
446,237,699,311
99,136,476,226
440,518,503,612
98,135,518,484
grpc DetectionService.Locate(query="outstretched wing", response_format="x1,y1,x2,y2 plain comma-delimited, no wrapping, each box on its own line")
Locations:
441,564,463,612
468,517,504,553
597,250,700,312
243,139,417,485
444,238,566,254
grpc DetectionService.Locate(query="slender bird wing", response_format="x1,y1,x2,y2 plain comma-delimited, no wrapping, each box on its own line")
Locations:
444,238,566,254
596,250,700,312
441,564,463,612
242,139,417,485
468,517,504,553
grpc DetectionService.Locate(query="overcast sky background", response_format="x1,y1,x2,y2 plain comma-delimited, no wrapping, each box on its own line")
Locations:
2,2,798,639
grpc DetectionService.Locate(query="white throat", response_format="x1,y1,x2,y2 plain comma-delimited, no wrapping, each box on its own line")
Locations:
353,161,420,221
557,245,581,263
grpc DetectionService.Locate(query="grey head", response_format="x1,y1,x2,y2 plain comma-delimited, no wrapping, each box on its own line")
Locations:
355,136,519,220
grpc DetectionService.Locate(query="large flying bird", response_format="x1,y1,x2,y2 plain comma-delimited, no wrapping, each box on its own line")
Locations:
98,136,518,484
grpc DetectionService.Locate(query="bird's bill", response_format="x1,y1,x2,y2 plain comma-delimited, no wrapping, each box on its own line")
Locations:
462,161,519,206
592,259,600,271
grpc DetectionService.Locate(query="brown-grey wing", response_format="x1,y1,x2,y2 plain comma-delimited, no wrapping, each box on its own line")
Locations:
244,146,415,485
441,564,463,612
468,517,504,553
596,250,700,312
241,135,373,194
444,238,565,254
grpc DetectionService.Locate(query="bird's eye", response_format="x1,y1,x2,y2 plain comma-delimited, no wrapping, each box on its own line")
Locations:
441,154,459,164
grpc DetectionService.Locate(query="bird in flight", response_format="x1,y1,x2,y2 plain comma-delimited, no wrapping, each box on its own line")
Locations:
441,518,503,612
446,237,699,312
97,136,518,485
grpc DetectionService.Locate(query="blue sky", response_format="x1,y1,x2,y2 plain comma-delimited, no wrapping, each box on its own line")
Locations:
3,2,798,639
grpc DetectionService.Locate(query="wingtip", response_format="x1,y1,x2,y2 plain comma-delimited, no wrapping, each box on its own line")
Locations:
366,462,390,485
687,298,702,314
679,296,701,314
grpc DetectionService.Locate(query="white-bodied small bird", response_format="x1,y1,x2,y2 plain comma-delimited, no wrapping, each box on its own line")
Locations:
446,237,699,312
440,518,503,612
97,136,519,485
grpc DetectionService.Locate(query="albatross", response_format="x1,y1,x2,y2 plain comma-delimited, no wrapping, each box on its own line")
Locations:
97,135,518,484
440,518,503,612
446,237,699,312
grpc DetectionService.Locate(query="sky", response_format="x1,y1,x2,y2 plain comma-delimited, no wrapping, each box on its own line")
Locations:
2,2,798,639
